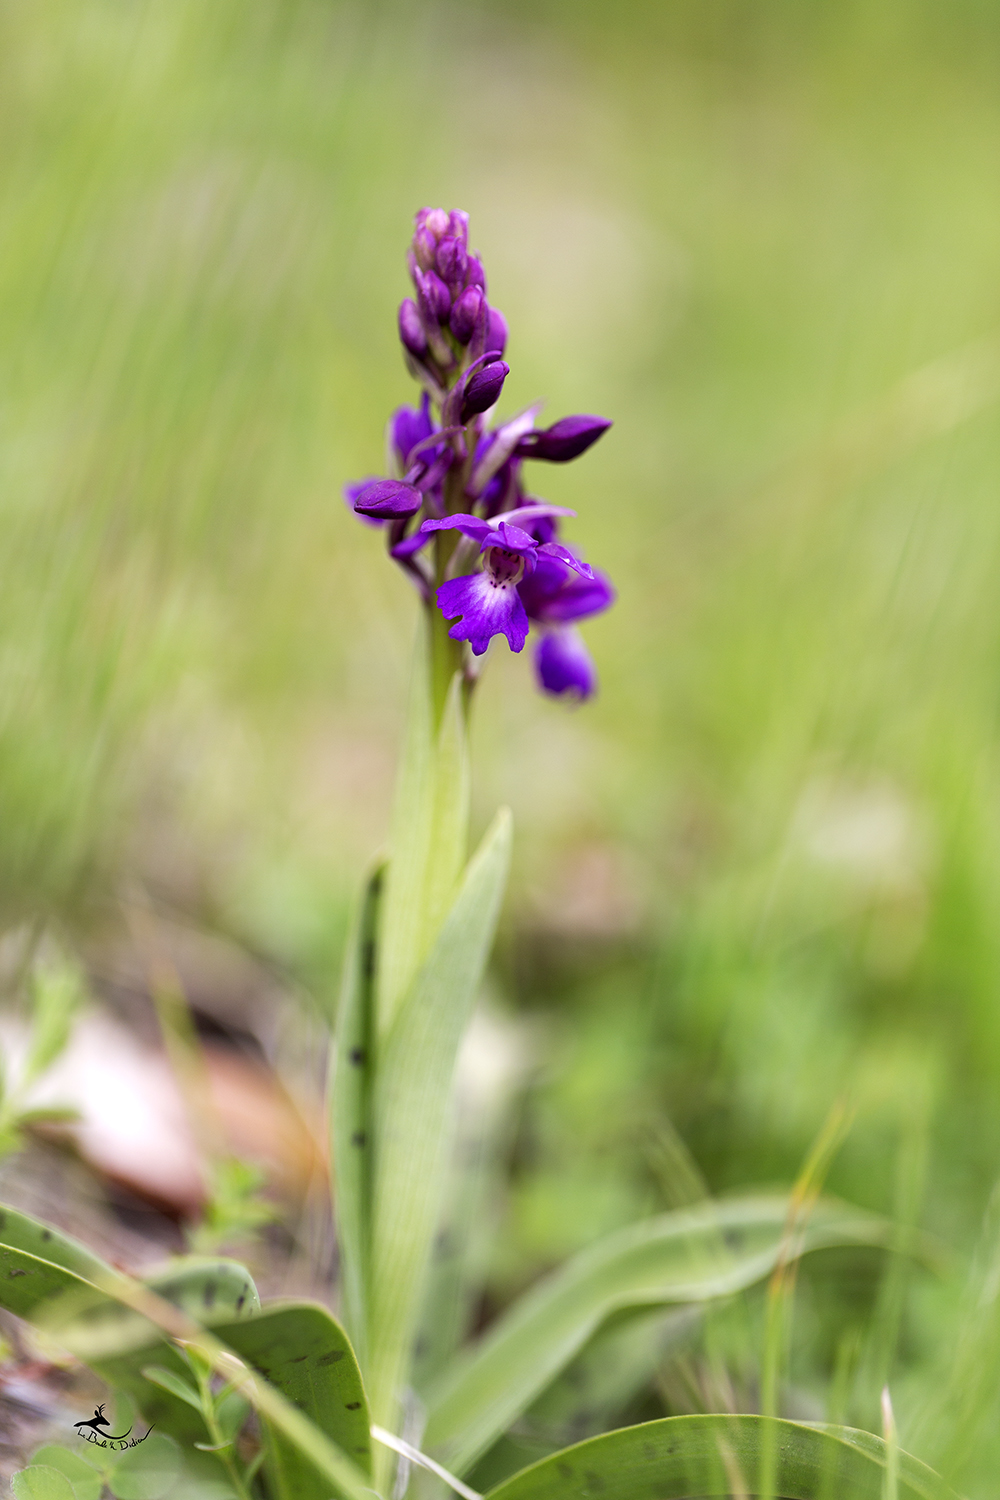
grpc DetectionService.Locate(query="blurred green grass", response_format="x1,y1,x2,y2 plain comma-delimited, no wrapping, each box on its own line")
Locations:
4,0,1000,1486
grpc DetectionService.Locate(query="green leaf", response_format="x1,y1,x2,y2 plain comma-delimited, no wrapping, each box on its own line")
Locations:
45,1258,259,1443
0,1204,117,1319
424,1193,894,1475
24,960,82,1086
366,806,512,1448
375,632,470,1039
10,1466,79,1500
212,1299,372,1500
141,1364,203,1410
107,1434,182,1500
483,1415,955,1500
330,861,383,1364
29,1447,103,1500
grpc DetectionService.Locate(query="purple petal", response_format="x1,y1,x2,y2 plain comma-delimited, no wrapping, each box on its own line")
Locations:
537,540,595,579
421,513,493,545
486,307,508,356
484,520,537,557
450,285,484,344
353,478,423,520
391,529,432,559
437,571,529,656
465,254,487,291
416,268,452,323
436,236,469,290
501,503,576,528
390,393,435,468
344,475,386,528
516,415,612,463
518,558,615,623
415,206,449,239
398,298,428,357
461,360,509,420
534,629,597,698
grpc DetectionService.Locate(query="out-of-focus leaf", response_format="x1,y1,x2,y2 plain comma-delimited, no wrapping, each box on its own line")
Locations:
29,1447,102,1500
0,1203,115,1318
57,1258,259,1442
425,1194,893,1475
483,1414,955,1500
366,806,511,1448
213,1300,371,1500
106,1434,181,1500
10,1467,79,1500
330,861,382,1364
141,1363,202,1410
24,961,83,1085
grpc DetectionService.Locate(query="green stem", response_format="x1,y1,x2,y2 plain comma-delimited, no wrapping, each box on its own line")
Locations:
196,1366,254,1500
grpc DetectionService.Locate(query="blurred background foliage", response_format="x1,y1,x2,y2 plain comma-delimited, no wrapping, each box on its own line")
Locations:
3,0,1000,1483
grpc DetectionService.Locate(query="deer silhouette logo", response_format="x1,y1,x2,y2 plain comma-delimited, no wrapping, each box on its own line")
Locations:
73,1404,133,1441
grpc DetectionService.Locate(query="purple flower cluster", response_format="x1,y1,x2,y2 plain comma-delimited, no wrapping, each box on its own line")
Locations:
346,208,614,700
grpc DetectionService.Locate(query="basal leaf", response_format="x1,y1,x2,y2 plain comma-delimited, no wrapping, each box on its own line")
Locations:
48,1258,259,1443
425,1194,893,1475
330,861,382,1364
482,1414,955,1500
367,806,512,1455
0,1203,116,1318
213,1299,371,1499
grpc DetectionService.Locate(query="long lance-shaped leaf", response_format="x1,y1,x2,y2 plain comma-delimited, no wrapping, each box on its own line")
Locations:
482,1414,956,1500
331,861,383,1364
214,1301,373,1500
376,632,471,1039
424,1194,894,1476
42,1266,378,1500
367,807,512,1469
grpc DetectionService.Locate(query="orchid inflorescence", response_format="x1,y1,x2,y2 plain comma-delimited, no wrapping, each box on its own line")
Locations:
346,207,615,700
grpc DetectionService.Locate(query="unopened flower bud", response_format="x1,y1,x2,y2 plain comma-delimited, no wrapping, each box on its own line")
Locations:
486,306,508,356
418,206,450,239
398,298,428,357
461,359,509,421
416,268,452,324
448,209,469,247
515,414,612,462
353,478,423,520
465,255,487,291
413,227,437,271
450,285,484,344
436,237,468,291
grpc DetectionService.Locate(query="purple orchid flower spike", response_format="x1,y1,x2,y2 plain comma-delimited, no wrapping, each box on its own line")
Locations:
345,207,615,699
